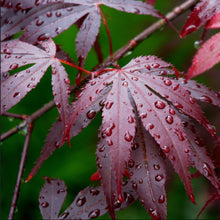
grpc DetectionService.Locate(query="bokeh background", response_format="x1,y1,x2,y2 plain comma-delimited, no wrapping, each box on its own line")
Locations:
1,0,220,219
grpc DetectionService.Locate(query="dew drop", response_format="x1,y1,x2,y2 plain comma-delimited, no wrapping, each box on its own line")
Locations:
158,195,165,203
124,192,134,204
105,101,113,109
189,97,195,104
194,137,203,146
164,79,172,86
147,123,154,130
155,174,163,181
59,211,69,219
132,183,137,189
128,159,135,168
90,189,100,196
185,24,197,34
165,115,173,124
38,33,49,41
137,103,143,108
131,143,139,150
184,148,189,153
152,63,160,68
98,145,105,152
114,200,121,209
99,98,105,107
160,70,167,75
174,129,185,141
199,95,212,103
169,108,176,115
171,155,176,161
173,102,183,109
203,162,212,176
161,145,170,153
154,100,166,109
36,19,44,26
55,11,62,17
124,131,133,142
107,139,113,146
86,110,96,119
153,164,160,170
131,76,138,81
98,163,102,169
172,84,180,91
139,179,143,184
194,40,201,49
13,92,20,98
35,0,41,6
46,11,52,17
9,63,18,70
54,141,60,148
128,115,135,123
76,196,86,207
88,209,100,218
41,201,49,208
122,81,128,87
145,64,151,70
149,208,160,220
140,112,147,119
3,48,12,54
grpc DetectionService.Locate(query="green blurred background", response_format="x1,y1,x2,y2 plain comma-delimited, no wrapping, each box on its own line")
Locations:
1,0,220,219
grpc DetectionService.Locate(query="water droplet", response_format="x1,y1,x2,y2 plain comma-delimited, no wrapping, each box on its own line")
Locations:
154,100,166,109
148,92,152,96
185,24,197,34
137,103,143,108
149,208,160,220
46,11,52,17
132,183,137,189
165,115,173,124
36,19,44,26
203,162,212,176
59,211,69,219
3,48,12,54
98,145,105,152
56,103,61,108
164,79,172,86
152,63,160,68
194,40,201,49
184,148,189,153
174,129,185,141
41,201,49,208
128,159,135,168
194,137,203,146
199,95,212,103
99,98,105,107
131,76,138,81
54,141,60,148
98,163,102,169
139,179,143,184
37,33,49,41
124,131,133,142
147,123,154,130
153,164,160,170
122,81,128,87
124,192,134,204
76,196,86,207
173,102,183,109
88,209,100,218
158,194,165,203
161,145,170,153
35,0,41,6
171,155,176,161
57,188,66,194
189,97,195,104
169,108,175,115
86,110,96,119
128,115,135,123
155,174,163,181
135,163,142,169
13,92,20,98
107,139,113,146
153,134,160,139
172,84,180,91
55,11,62,17
26,69,30,73
131,143,139,150
9,63,18,70
114,200,121,208
90,189,100,196
105,101,113,109
140,112,147,119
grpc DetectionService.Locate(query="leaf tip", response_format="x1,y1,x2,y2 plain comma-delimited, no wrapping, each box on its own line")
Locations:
25,174,33,183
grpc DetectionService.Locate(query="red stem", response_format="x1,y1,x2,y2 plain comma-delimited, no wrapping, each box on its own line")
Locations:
99,7,113,56
8,123,33,220
58,59,93,76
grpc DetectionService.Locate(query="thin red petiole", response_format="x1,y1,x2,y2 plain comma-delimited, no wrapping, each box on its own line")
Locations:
99,7,113,56
58,59,93,76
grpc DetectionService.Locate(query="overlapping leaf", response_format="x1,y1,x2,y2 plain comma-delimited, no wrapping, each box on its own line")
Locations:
186,33,220,80
20,0,162,66
180,0,220,37
1,38,70,133
39,177,137,219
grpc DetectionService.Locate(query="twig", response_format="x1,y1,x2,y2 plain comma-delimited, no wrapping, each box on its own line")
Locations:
8,123,33,220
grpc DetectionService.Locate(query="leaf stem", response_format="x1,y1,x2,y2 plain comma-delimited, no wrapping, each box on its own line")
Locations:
99,6,113,56
58,59,93,76
8,123,33,220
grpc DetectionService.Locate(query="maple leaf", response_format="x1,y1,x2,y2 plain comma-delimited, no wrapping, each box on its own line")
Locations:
64,56,219,215
19,0,162,68
1,38,70,134
180,0,220,38
186,33,220,80
39,177,137,219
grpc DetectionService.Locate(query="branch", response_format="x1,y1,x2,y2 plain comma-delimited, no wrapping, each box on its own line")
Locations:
8,123,33,220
